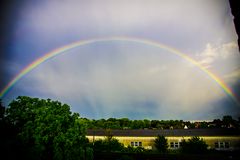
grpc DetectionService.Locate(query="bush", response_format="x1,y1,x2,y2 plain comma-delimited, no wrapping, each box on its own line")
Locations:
123,146,146,153
154,135,168,153
181,136,208,154
93,136,124,152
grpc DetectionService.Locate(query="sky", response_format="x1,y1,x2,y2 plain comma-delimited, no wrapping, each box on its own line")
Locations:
0,0,240,120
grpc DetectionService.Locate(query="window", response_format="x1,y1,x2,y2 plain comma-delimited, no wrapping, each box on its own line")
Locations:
130,141,142,147
170,142,180,148
135,142,138,146
139,142,142,146
131,142,134,146
175,143,179,148
214,142,230,149
220,142,224,148
225,142,229,148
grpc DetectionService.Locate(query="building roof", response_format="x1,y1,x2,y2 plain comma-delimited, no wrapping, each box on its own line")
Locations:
87,128,240,137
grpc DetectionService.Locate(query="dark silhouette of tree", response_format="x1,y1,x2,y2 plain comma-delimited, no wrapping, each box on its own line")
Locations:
123,146,146,153
0,99,4,120
181,136,208,154
154,135,168,153
212,119,222,128
0,99,28,159
222,115,234,128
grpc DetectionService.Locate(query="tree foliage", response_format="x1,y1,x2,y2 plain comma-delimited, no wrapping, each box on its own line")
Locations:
93,136,124,152
84,116,239,130
123,146,146,153
1,98,32,159
4,96,92,160
181,136,208,154
154,135,168,153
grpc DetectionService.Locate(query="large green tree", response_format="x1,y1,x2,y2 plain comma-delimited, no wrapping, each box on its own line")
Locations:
154,135,168,153
5,96,92,160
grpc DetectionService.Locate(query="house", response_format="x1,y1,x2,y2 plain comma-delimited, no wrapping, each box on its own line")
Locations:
86,128,240,150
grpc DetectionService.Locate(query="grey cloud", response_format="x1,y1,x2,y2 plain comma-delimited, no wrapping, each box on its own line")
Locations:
16,0,236,51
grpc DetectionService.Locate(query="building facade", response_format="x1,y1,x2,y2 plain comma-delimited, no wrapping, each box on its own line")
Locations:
86,129,240,150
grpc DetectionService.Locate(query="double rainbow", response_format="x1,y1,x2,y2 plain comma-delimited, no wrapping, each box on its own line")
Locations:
0,36,239,105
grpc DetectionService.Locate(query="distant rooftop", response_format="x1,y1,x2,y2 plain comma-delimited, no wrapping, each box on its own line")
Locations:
87,128,240,137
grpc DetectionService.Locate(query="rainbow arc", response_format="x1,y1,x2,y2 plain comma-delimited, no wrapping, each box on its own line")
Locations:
0,36,239,106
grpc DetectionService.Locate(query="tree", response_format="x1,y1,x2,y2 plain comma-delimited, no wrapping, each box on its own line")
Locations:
181,136,208,154
154,135,168,153
199,121,208,128
104,121,121,129
119,118,131,129
0,99,4,120
131,120,145,129
5,96,92,160
93,136,124,152
222,115,234,128
0,99,27,160
143,119,151,128
151,120,160,128
212,119,222,128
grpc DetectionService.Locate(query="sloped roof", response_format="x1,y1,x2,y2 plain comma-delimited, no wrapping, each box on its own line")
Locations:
86,128,240,137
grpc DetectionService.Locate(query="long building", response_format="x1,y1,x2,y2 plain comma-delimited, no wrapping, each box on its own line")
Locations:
86,128,240,150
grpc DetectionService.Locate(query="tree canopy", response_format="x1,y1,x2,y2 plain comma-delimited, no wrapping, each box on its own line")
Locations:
181,136,208,154
154,135,168,153
81,116,239,130
92,134,124,152
3,96,92,160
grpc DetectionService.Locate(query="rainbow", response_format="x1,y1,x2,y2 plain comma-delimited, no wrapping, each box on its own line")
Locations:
0,36,239,105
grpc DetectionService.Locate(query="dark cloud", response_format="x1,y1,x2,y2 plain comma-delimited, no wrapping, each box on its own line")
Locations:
0,0,27,89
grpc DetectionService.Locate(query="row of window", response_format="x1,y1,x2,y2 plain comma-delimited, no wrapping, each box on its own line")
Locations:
170,141,230,149
131,141,183,148
215,142,230,148
130,141,230,149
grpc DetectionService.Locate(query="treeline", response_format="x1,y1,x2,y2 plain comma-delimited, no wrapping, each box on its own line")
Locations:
81,116,240,130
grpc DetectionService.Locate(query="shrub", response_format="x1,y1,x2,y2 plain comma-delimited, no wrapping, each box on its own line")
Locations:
181,136,208,154
154,135,168,153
